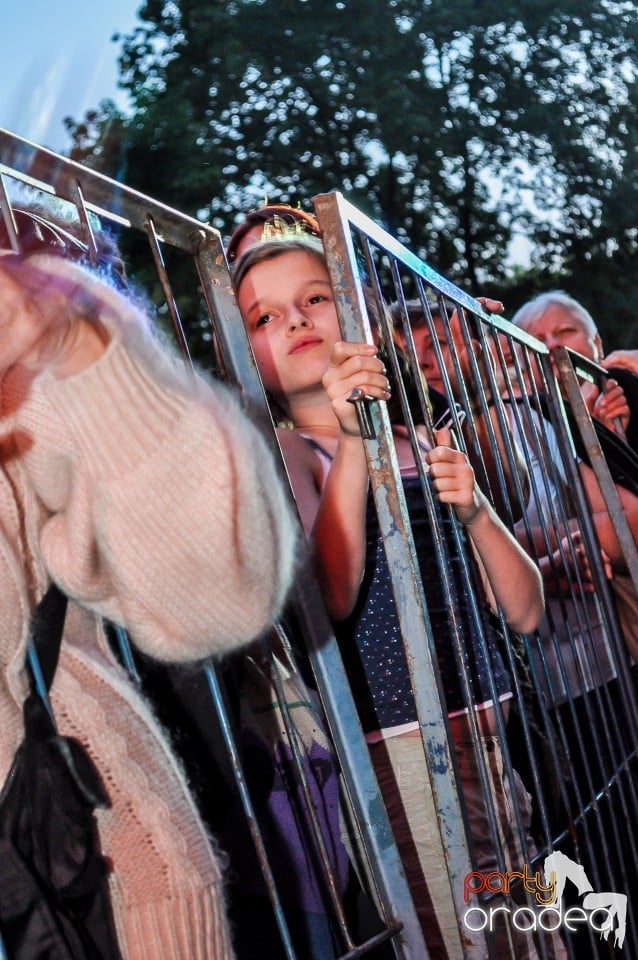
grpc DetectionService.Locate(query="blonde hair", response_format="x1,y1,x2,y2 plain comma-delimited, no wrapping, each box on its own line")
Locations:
232,235,326,293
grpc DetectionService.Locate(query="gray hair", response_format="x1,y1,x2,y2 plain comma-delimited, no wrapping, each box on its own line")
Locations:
511,291,597,337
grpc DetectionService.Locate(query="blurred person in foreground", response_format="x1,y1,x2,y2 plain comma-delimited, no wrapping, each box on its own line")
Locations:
0,204,297,959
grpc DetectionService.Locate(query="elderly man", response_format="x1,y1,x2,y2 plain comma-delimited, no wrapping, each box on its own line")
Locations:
511,291,638,453
512,290,638,664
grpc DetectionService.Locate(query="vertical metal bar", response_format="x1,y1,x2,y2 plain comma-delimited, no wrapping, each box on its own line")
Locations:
194,231,272,406
68,180,100,263
145,215,193,365
300,598,425,959
203,661,299,960
268,625,357,953
313,189,487,960
554,346,638,587
0,176,20,250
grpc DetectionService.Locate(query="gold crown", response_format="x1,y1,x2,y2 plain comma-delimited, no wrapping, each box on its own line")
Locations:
261,215,317,243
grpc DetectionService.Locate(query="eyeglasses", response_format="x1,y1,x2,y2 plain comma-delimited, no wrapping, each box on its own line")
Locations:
0,207,90,260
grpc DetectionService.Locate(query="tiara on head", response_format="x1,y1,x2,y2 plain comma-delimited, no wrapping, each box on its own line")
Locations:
260,215,318,243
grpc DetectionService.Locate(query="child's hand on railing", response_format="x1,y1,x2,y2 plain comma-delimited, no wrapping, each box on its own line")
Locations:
322,340,391,437
426,425,482,524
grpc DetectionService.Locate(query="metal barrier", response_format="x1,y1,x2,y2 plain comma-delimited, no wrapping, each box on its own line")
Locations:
313,190,638,959
1,128,637,959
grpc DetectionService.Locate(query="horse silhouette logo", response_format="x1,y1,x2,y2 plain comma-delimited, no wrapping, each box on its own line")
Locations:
544,851,627,950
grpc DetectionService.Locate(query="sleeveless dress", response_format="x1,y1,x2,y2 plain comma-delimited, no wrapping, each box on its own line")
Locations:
302,435,556,960
303,435,512,732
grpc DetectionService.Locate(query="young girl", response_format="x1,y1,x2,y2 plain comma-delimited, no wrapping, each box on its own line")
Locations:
233,237,557,960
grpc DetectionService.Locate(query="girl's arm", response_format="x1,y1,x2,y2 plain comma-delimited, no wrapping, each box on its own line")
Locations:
312,430,372,620
427,427,545,634
312,341,390,620
276,428,326,536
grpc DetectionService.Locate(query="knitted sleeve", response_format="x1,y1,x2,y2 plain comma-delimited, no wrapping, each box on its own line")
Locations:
14,329,298,663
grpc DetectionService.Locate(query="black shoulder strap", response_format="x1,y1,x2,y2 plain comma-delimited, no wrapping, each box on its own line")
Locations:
301,434,334,462
29,583,68,693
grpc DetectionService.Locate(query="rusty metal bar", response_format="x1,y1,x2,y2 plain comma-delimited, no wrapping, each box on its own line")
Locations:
314,189,495,960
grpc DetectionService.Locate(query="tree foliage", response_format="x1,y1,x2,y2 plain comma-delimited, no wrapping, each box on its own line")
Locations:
68,0,638,347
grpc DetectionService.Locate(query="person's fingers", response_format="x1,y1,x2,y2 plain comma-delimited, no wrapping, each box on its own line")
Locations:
327,340,377,367
477,296,505,314
342,376,391,400
581,381,599,406
325,347,385,381
594,386,630,423
433,425,452,448
602,350,638,374
600,381,627,404
324,354,390,399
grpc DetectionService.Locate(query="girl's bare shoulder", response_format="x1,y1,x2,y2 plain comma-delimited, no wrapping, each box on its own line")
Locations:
277,428,325,486
276,428,326,534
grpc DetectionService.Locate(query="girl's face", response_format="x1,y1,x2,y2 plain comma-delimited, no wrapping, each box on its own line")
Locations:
417,314,449,394
237,249,340,405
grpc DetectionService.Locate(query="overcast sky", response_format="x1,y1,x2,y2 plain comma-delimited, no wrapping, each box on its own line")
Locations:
0,0,141,153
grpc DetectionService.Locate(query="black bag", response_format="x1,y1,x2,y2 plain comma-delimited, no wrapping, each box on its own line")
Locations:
0,586,123,960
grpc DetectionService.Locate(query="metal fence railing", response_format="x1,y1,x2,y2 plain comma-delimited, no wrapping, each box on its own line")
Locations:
313,189,638,960
1,129,637,960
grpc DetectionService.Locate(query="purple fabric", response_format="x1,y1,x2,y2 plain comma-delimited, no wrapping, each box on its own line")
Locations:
239,729,349,913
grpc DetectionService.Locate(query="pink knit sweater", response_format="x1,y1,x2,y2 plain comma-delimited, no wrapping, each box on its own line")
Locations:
0,259,298,958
